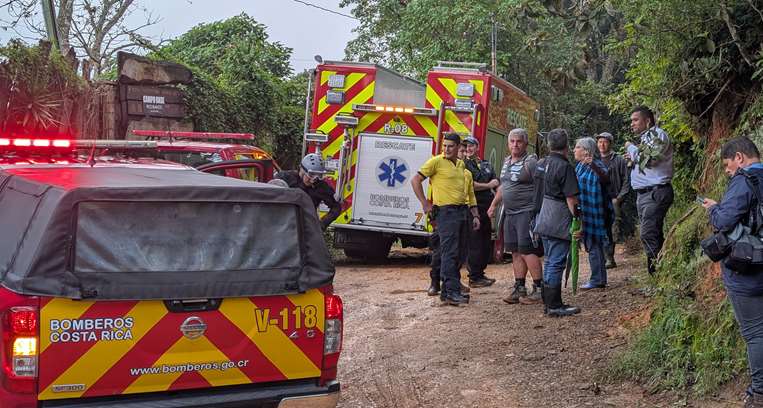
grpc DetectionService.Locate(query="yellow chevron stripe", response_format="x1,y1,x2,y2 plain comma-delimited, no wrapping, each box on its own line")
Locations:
415,115,439,138
318,80,375,135
426,86,444,110
318,72,367,116
469,79,485,95
219,298,320,379
319,70,336,86
285,289,325,334
123,336,249,393
320,82,376,158
438,77,460,99
40,299,95,354
39,301,168,399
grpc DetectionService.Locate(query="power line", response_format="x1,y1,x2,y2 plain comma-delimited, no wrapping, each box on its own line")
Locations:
290,0,358,20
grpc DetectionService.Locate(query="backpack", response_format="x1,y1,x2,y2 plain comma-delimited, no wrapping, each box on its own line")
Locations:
702,170,763,272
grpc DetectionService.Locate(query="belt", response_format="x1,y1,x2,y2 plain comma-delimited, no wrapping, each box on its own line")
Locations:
437,204,468,210
635,184,670,195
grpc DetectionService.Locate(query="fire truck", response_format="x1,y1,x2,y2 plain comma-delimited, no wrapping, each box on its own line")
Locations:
0,137,341,407
304,61,539,259
131,130,281,182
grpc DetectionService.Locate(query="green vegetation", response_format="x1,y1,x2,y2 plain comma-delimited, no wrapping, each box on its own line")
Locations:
0,40,84,135
342,0,763,397
153,14,308,168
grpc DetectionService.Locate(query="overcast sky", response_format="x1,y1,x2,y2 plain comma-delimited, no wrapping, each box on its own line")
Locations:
0,0,358,73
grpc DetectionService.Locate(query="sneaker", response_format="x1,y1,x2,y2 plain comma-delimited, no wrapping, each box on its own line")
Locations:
469,277,495,288
502,284,527,304
519,284,542,304
580,282,606,291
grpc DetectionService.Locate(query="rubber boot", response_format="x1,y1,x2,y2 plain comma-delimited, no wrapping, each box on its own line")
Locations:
544,285,580,317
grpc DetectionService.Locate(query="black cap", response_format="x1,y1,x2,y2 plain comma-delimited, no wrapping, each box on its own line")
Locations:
443,133,461,144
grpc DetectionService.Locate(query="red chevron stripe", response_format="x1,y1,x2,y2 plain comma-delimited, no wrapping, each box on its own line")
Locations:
80,312,187,397
167,370,212,391
428,73,484,98
203,310,288,383
39,301,139,391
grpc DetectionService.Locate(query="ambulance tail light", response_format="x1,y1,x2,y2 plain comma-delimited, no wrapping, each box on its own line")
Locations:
0,289,39,397
320,293,343,385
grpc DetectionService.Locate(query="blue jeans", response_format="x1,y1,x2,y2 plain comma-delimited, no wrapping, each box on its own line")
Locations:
586,237,607,286
436,206,468,296
542,236,570,287
727,291,763,394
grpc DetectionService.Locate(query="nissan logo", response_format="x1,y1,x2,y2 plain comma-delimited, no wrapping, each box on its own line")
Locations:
180,316,207,340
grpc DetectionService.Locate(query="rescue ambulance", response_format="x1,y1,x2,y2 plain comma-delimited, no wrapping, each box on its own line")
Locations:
304,61,539,259
0,137,342,407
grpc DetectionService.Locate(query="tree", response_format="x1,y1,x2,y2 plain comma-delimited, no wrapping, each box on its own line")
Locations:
0,0,160,77
156,13,307,168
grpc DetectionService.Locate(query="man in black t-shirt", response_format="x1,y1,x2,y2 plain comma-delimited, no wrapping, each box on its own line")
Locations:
275,153,341,230
462,136,498,288
533,129,581,317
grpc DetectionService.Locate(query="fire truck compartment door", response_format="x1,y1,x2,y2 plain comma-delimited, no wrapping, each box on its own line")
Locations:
352,134,432,229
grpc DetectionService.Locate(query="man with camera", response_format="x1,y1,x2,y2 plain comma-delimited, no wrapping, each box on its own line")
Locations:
701,136,763,407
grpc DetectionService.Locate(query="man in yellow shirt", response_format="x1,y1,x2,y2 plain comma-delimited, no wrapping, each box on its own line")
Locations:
412,132,480,306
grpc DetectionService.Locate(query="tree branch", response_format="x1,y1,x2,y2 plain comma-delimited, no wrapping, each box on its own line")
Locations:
720,2,753,67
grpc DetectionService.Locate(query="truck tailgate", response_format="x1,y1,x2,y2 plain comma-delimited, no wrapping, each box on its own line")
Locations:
38,289,326,400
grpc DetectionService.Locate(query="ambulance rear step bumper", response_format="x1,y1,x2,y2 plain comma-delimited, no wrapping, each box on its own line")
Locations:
40,380,340,408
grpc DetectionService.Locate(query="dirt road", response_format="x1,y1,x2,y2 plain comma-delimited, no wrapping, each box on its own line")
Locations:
333,248,655,408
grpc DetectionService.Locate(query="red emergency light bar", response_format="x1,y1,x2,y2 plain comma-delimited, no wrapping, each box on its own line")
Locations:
0,138,71,148
132,130,255,141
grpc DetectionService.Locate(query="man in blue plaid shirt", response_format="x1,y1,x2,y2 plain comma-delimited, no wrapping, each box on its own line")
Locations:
573,137,613,289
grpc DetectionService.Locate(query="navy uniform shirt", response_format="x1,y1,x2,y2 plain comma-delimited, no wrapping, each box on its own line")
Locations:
709,163,763,296
464,157,497,209
276,170,341,230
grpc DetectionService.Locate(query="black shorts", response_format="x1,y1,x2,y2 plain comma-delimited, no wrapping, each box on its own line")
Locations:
503,211,544,256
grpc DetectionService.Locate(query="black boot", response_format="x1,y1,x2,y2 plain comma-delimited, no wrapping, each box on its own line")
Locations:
427,279,440,296
545,285,580,317
605,244,617,269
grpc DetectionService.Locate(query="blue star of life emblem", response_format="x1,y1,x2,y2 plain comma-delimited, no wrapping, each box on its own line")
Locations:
377,156,408,189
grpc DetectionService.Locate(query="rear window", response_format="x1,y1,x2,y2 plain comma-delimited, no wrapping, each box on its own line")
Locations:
74,201,301,273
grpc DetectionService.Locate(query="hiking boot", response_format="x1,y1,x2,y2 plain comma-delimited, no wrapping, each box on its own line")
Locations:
469,277,495,288
441,293,470,306
502,284,527,304
519,284,542,304
745,391,763,408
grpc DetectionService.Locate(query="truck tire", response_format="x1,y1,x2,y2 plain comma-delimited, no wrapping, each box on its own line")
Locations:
343,238,393,261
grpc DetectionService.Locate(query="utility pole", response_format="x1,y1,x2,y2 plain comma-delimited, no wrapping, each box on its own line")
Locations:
491,13,497,75
40,0,60,50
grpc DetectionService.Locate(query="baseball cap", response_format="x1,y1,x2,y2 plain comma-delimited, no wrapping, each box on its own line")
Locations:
596,132,614,142
462,136,479,145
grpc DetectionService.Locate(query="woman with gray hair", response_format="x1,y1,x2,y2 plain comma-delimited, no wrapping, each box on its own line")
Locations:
573,137,613,290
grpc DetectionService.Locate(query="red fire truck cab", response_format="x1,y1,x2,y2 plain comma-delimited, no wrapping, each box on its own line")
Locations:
132,130,280,182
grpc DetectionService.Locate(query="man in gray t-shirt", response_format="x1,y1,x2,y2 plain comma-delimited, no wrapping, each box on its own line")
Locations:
488,128,543,305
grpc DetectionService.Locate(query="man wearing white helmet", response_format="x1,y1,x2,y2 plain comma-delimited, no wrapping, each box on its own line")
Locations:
275,153,342,230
